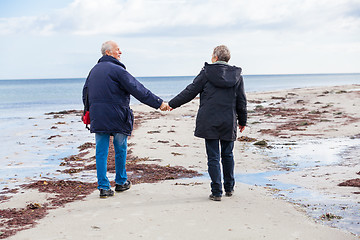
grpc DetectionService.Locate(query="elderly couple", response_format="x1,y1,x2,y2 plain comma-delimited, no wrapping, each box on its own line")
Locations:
82,41,247,201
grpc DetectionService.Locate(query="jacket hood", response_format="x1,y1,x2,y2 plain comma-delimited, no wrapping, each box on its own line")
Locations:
98,55,126,69
204,62,242,88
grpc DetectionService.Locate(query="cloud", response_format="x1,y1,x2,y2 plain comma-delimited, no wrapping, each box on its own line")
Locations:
1,0,359,78
0,15,56,36
1,0,359,37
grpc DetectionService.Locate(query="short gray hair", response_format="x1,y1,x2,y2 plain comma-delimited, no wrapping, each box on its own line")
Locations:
213,45,231,62
101,41,115,56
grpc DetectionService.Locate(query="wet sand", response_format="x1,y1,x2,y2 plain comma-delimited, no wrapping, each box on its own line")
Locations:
1,84,360,239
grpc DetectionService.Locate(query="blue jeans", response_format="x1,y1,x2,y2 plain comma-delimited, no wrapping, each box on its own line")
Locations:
205,139,235,197
95,133,128,190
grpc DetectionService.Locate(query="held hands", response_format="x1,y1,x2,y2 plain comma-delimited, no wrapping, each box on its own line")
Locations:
159,102,172,111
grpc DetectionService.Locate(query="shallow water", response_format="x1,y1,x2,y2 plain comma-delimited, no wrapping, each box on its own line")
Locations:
234,137,360,235
264,138,360,170
0,113,93,190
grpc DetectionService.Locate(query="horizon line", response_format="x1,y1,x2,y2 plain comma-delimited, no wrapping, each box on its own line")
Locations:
1,72,360,81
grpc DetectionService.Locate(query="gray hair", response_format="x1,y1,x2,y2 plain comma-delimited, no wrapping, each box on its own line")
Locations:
213,45,231,62
101,41,115,56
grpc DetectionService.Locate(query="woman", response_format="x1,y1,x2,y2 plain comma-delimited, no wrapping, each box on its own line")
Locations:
169,45,247,201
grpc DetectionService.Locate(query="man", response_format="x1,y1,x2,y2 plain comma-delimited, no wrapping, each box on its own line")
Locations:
168,45,247,201
83,40,170,198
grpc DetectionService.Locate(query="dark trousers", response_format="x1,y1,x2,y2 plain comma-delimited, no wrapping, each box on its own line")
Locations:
205,139,235,197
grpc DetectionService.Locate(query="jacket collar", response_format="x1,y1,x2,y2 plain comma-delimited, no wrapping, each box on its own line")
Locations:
98,55,126,69
213,61,229,65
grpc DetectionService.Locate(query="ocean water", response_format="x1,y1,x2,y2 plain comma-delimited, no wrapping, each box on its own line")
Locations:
0,73,360,190
1,73,360,118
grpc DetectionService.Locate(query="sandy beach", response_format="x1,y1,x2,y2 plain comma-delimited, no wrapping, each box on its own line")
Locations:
1,84,360,239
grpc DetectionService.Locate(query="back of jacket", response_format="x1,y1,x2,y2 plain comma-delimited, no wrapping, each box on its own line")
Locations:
169,62,247,141
82,55,162,135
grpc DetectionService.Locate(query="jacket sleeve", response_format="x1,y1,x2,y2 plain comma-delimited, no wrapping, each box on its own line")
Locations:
82,75,89,107
236,76,247,126
168,69,206,109
117,70,163,109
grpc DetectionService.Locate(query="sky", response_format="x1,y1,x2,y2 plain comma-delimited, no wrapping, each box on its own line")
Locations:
0,0,359,79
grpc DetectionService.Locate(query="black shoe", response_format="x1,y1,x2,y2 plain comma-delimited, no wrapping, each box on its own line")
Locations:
115,180,132,192
99,188,114,198
209,194,222,201
225,191,234,197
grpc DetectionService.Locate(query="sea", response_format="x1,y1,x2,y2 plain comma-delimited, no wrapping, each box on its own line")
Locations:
2,73,360,119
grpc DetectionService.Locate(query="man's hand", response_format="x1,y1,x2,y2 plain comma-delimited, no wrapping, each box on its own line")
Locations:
239,125,245,133
159,102,172,111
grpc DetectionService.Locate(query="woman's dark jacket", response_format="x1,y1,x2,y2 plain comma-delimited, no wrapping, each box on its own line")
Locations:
82,55,163,135
168,62,247,141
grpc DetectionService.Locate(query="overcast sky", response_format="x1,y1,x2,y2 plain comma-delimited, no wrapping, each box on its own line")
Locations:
0,0,359,79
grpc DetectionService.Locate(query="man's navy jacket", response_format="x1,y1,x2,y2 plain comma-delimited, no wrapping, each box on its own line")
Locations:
82,55,163,135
